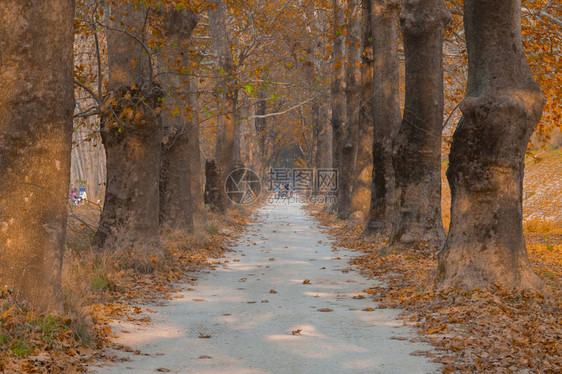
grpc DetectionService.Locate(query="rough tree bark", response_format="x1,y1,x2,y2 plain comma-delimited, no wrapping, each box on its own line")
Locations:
207,0,239,213
349,0,374,226
390,0,450,247
0,0,74,313
330,0,347,210
364,0,401,236
94,2,162,249
159,8,198,231
437,0,544,290
338,0,362,219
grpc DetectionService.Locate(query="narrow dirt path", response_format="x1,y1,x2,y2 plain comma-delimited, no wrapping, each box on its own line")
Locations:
93,202,440,374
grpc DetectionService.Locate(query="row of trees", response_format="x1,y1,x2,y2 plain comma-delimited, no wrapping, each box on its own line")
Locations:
327,0,548,291
0,0,334,313
0,0,558,314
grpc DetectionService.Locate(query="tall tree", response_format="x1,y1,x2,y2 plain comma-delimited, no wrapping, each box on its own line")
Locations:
438,0,544,289
349,0,374,225
0,0,74,312
187,76,207,230
338,0,362,219
254,85,269,178
364,0,401,236
207,0,239,213
95,2,162,249
390,0,450,246
331,0,347,210
159,7,199,231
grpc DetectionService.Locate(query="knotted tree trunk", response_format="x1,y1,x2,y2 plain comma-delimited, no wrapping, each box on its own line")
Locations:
95,3,162,249
391,0,450,247
159,8,198,231
364,0,401,236
438,0,544,290
0,0,74,313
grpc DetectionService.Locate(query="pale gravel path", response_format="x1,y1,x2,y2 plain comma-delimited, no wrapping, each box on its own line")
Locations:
92,202,440,374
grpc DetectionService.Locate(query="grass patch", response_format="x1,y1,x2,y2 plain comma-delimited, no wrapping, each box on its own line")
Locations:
523,217,561,234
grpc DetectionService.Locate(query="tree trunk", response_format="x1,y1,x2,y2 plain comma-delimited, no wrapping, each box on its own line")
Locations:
187,77,207,230
208,0,238,213
349,0,374,226
364,0,401,236
437,0,544,290
255,87,268,179
390,0,449,247
314,101,332,172
159,8,198,231
95,3,162,249
330,0,347,211
204,159,222,209
0,0,74,313
338,0,362,220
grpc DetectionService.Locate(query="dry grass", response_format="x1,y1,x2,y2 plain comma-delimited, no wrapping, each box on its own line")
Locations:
524,217,562,235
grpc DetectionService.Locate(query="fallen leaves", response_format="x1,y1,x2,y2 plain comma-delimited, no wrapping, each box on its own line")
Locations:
291,329,302,335
0,209,254,373
306,202,562,374
198,333,211,339
317,308,333,312
269,289,278,294
302,279,311,285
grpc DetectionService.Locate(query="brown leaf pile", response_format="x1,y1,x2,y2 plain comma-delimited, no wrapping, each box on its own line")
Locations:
308,205,561,373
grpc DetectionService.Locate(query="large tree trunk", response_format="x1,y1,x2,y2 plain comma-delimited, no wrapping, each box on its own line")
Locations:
364,0,401,236
390,0,449,247
159,8,198,231
437,0,544,290
349,0,374,226
95,3,162,249
330,0,347,211
0,0,74,313
338,0,362,219
208,0,238,213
